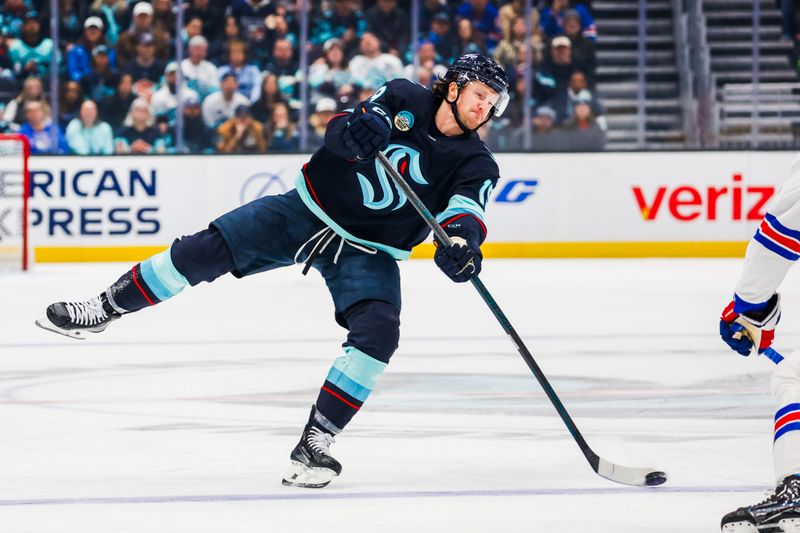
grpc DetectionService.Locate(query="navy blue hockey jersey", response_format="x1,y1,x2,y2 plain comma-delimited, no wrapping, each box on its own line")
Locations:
294,79,500,260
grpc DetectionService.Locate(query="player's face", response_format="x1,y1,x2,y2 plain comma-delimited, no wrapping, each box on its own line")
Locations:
456,81,499,129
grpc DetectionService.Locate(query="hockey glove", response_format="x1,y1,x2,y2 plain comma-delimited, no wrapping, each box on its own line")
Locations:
434,235,482,283
343,102,392,160
720,293,781,356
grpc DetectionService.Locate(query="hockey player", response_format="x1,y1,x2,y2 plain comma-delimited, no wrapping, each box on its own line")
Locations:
719,155,800,531
35,54,510,489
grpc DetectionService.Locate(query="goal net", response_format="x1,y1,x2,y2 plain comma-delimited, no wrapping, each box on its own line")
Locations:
0,134,30,271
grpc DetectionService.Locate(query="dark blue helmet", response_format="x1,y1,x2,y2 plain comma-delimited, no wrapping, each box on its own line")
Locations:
443,53,510,117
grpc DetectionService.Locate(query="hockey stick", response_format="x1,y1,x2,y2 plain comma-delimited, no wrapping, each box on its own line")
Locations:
732,318,785,364
376,151,666,487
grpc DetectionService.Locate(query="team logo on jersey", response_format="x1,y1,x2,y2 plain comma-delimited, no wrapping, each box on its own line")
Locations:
357,144,428,211
394,111,414,131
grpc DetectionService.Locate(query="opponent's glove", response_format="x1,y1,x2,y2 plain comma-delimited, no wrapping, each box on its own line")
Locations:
720,293,781,356
434,235,482,283
343,102,392,160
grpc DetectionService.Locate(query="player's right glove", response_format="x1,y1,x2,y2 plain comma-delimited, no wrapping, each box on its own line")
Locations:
720,293,781,356
434,236,482,283
343,102,392,160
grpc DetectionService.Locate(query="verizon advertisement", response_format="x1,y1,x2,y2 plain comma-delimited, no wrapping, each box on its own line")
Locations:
26,151,798,260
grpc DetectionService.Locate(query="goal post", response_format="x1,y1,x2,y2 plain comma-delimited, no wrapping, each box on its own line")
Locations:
0,133,30,271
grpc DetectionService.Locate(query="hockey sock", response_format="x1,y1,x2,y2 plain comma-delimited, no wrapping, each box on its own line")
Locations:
772,349,800,483
315,346,388,430
105,246,189,314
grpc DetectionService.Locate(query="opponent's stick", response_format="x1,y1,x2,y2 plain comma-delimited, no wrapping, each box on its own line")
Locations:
376,152,667,487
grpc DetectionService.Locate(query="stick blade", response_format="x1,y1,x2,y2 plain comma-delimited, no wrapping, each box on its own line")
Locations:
596,458,667,487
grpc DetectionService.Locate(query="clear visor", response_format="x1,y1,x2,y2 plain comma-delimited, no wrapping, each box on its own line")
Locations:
462,77,509,118
492,90,509,117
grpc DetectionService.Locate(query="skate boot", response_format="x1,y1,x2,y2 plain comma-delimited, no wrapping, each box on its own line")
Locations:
721,475,800,532
282,407,342,488
35,292,121,340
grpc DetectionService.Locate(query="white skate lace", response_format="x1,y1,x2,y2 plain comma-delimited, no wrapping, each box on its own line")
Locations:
307,427,335,455
65,297,108,326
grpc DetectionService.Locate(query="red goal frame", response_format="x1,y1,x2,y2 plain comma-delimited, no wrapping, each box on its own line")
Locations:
0,133,31,271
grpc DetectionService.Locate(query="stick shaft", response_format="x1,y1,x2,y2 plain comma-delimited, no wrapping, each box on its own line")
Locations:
376,152,600,469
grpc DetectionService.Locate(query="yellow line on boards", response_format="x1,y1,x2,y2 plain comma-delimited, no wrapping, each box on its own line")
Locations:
34,241,749,263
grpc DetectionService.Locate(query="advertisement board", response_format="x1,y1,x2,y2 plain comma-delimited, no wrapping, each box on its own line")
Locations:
27,151,797,261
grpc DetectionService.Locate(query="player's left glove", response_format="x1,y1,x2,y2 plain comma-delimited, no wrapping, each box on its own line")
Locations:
434,235,482,283
720,293,781,356
343,102,392,160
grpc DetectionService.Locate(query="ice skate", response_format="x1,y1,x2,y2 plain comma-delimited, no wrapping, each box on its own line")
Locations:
282,407,342,488
722,476,800,532
35,293,121,340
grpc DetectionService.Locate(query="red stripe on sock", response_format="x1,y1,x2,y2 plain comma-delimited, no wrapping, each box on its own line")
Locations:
321,386,361,410
131,265,155,306
775,411,800,432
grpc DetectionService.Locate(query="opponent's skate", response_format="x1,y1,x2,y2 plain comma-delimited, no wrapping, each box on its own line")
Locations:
35,293,121,340
722,475,800,532
282,407,342,488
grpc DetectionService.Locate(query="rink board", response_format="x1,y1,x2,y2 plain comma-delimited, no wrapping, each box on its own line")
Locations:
25,151,794,261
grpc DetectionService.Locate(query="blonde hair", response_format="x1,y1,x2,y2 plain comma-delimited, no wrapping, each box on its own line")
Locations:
123,97,154,127
90,0,127,10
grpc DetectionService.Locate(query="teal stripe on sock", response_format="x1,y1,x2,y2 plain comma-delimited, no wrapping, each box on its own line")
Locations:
139,247,188,302
325,367,371,402
330,346,388,390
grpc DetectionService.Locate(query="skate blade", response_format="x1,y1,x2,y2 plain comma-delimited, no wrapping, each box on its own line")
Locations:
722,521,757,533
281,460,337,488
35,317,107,340
771,517,800,532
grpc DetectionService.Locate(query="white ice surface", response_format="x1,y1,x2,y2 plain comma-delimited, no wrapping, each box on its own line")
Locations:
1,258,799,532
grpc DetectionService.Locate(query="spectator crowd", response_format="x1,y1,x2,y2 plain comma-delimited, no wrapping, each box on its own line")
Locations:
0,0,606,155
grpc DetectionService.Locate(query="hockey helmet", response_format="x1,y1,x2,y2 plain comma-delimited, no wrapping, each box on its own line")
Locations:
443,53,510,117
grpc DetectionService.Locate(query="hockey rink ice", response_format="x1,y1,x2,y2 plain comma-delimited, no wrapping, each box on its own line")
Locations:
2,258,799,532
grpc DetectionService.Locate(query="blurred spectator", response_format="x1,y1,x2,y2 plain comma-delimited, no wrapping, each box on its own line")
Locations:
308,38,351,102
548,70,603,124
365,0,410,57
99,71,135,132
540,0,597,42
404,41,446,82
265,100,298,151
116,2,170,67
250,72,284,124
115,97,166,154
562,9,596,82
561,98,606,150
209,15,242,66
67,16,116,83
184,0,224,42
65,99,113,154
80,45,119,101
202,71,249,128
216,103,266,154
510,105,570,151
349,32,403,89
123,32,166,84
9,11,57,80
264,5,298,54
217,40,260,100
0,33,16,92
174,93,214,153
456,0,501,53
264,38,299,99
493,14,543,69
151,62,199,123
0,0,28,40
427,12,458,65
455,17,487,55
538,35,576,96
781,0,797,41
179,16,204,49
89,0,127,46
46,0,88,49
228,0,276,44
498,0,536,40
151,0,176,40
311,0,366,58
2,75,45,127
181,35,219,99
419,0,450,33
58,80,83,130
19,100,69,154
307,96,338,151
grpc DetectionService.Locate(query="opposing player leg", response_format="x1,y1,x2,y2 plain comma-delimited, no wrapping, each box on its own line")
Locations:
35,227,235,339
722,349,800,532
283,248,401,488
